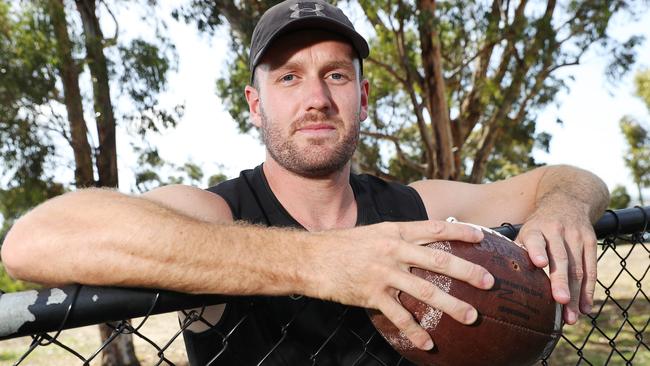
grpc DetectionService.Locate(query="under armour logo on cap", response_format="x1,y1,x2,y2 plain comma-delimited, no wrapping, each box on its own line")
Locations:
289,3,325,18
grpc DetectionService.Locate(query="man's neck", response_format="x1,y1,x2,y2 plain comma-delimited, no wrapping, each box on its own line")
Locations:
262,159,357,232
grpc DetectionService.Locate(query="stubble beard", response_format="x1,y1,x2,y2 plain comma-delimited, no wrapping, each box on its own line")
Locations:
259,104,359,178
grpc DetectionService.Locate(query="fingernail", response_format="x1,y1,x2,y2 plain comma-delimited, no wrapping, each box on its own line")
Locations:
475,228,484,240
568,311,577,324
465,308,478,324
483,273,494,288
583,304,592,314
558,289,570,302
423,338,434,350
535,255,547,264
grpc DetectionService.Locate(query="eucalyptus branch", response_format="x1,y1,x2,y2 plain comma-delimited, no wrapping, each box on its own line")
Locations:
359,2,387,30
44,104,72,145
44,125,71,145
214,1,250,41
556,29,580,46
99,0,118,47
456,1,503,138
359,161,399,182
361,130,426,173
389,1,433,174
554,1,589,36
447,40,498,82
548,60,580,73
495,0,506,21
366,56,407,85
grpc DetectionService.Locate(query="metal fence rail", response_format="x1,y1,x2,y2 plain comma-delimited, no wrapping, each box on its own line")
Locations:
0,206,648,365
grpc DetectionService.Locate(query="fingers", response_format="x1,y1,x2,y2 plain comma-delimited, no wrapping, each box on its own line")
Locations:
377,295,434,350
377,268,480,351
542,230,571,306
518,229,549,268
400,246,494,290
389,270,479,325
368,220,490,351
580,232,598,315
519,222,598,325
564,230,584,325
396,220,483,245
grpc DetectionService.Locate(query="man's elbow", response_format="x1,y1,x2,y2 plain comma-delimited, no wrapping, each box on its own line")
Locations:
571,165,610,210
552,164,610,220
596,181,611,221
1,207,57,283
1,220,32,281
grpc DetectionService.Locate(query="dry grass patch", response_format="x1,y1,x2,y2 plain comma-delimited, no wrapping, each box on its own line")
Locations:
544,242,650,365
0,313,188,366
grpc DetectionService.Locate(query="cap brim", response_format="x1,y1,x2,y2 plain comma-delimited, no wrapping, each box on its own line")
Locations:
251,16,369,70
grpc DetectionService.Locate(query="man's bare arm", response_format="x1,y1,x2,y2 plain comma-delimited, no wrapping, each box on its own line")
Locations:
1,186,493,351
0,186,308,295
411,165,608,226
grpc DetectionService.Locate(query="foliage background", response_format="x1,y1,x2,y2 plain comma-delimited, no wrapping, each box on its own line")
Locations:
0,2,649,271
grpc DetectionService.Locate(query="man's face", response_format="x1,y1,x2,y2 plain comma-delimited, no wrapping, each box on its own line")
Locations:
245,31,369,178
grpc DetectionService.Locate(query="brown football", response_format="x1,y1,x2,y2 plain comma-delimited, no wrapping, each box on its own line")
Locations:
368,227,563,366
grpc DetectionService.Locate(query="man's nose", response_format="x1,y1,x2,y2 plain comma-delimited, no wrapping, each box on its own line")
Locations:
302,77,332,112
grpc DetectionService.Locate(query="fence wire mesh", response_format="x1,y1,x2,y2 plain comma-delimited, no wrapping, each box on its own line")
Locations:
0,207,648,366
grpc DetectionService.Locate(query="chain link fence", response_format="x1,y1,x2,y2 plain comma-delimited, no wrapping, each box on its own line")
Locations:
0,206,648,365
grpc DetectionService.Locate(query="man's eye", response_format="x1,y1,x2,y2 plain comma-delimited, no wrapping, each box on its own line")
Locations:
281,74,295,82
330,73,343,80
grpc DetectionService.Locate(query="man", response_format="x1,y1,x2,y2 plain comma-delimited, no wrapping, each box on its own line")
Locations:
1,0,609,365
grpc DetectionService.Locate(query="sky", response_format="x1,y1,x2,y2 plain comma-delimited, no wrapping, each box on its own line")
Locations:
112,3,650,202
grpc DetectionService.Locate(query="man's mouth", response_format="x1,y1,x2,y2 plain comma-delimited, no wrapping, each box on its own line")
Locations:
297,123,336,132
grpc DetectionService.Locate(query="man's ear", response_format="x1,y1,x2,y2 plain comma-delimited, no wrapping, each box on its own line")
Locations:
245,85,262,128
359,79,370,122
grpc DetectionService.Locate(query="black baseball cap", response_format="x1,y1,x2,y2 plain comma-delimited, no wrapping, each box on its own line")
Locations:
249,0,369,76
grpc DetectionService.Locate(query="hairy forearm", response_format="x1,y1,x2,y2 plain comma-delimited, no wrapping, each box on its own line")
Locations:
155,222,312,295
0,189,311,295
534,165,610,223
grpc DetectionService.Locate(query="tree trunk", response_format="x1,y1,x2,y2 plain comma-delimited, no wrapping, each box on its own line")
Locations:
99,322,140,366
417,0,455,180
454,1,501,177
75,1,133,365
76,0,118,188
48,0,94,188
470,124,501,183
638,182,645,206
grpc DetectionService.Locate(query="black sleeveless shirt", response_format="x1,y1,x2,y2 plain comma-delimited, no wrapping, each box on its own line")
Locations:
183,165,428,366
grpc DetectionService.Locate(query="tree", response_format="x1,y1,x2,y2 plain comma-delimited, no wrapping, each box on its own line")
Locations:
618,68,650,206
133,146,213,192
619,116,650,205
636,68,650,111
0,1,64,240
1,1,184,365
174,0,646,183
609,184,631,209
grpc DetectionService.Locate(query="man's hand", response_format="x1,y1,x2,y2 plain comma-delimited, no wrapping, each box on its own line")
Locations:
410,165,608,326
516,202,598,325
304,220,495,351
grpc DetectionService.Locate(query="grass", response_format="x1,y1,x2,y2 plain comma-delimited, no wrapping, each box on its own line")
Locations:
0,313,189,366
0,352,19,362
543,241,650,366
545,298,649,365
0,264,40,293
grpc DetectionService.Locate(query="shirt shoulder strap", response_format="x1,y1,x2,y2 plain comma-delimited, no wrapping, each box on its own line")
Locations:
351,174,428,225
